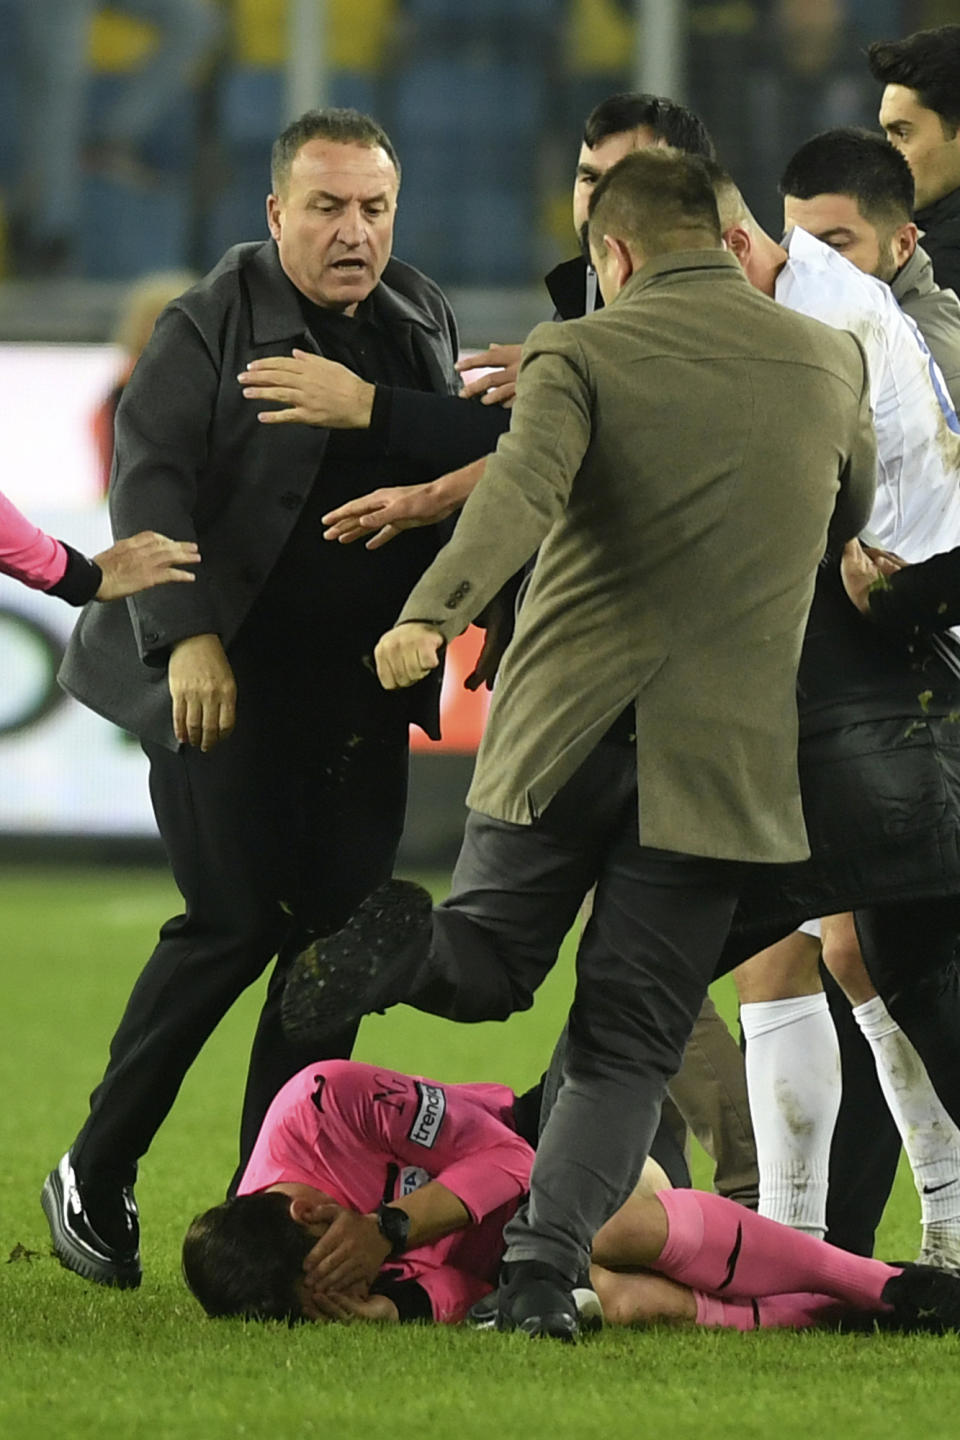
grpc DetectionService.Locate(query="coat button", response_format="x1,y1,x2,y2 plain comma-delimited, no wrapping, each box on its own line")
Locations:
278,491,302,510
443,580,471,609
144,630,160,644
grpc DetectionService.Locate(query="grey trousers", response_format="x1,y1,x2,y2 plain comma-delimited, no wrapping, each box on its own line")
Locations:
581,891,759,1208
412,740,748,1282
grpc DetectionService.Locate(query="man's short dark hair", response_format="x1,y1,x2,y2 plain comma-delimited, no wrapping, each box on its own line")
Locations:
868,27,960,133
583,93,716,160
588,149,722,260
182,1192,314,1322
271,107,401,194
779,128,915,228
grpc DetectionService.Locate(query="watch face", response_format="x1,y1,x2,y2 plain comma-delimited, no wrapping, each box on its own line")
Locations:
378,1204,410,1253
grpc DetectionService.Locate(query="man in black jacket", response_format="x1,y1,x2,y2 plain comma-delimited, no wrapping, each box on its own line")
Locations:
44,107,508,1290
869,25,960,295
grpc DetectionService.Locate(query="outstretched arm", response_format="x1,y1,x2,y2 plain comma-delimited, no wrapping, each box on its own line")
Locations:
376,327,592,689
1,490,200,604
321,458,487,549
456,342,524,407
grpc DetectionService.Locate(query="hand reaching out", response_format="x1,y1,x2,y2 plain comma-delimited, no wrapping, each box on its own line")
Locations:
238,350,374,428
94,532,200,600
322,459,486,549
456,342,523,407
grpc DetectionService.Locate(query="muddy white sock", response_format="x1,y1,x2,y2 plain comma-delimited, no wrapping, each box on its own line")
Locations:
853,995,960,1253
741,994,840,1238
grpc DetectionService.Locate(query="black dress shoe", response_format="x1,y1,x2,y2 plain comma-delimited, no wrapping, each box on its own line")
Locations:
472,1283,602,1334
281,879,434,1047
466,1291,500,1329
42,1153,141,1288
880,1261,960,1333
496,1261,581,1341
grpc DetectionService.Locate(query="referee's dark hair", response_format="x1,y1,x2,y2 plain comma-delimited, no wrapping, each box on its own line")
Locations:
271,107,401,195
588,149,722,261
182,1192,314,1322
868,27,960,133
779,129,915,228
583,93,716,161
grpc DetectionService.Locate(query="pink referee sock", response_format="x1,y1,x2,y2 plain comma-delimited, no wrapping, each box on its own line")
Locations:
694,1290,849,1331
655,1188,899,1312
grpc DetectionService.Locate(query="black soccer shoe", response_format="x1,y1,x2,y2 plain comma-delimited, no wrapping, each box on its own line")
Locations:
41,1152,141,1289
496,1261,585,1342
880,1261,960,1333
282,879,434,1047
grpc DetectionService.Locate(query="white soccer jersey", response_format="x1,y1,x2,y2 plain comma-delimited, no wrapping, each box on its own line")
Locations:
776,227,960,563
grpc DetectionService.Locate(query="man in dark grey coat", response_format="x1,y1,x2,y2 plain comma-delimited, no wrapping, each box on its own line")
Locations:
43,107,507,1290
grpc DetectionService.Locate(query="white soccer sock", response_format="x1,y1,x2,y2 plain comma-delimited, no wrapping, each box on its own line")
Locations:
741,994,841,1238
853,995,960,1253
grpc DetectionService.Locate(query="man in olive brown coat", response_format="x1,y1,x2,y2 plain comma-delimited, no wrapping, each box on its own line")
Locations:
282,150,878,1339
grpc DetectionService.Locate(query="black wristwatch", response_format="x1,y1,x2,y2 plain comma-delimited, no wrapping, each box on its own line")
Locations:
375,1203,411,1257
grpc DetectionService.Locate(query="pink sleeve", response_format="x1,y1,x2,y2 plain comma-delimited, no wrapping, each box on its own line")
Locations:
325,1062,533,1222
0,490,68,589
416,1265,494,1325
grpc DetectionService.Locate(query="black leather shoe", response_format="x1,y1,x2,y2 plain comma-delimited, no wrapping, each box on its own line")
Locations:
42,1153,141,1289
496,1261,582,1341
470,1283,602,1334
282,879,433,1046
880,1261,960,1333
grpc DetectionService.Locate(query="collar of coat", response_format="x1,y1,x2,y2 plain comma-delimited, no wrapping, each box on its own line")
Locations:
917,184,960,236
544,254,595,319
892,243,938,304
243,239,446,345
611,247,745,305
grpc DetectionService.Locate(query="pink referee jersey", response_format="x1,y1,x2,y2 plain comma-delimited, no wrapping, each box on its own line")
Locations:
238,1060,534,1324
0,490,68,589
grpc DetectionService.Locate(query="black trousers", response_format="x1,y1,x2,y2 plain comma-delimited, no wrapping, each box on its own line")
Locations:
824,899,960,1255
856,897,960,1130
70,689,408,1187
409,739,748,1282
823,967,902,1256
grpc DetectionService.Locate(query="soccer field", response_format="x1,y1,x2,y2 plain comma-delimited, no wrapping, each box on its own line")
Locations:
2,866,959,1440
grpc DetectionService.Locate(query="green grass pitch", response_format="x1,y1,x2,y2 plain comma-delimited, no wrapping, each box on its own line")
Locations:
2,866,960,1440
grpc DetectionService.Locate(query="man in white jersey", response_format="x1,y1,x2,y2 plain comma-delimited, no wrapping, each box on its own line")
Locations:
709,160,960,1264
737,128,960,1274
773,226,960,556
